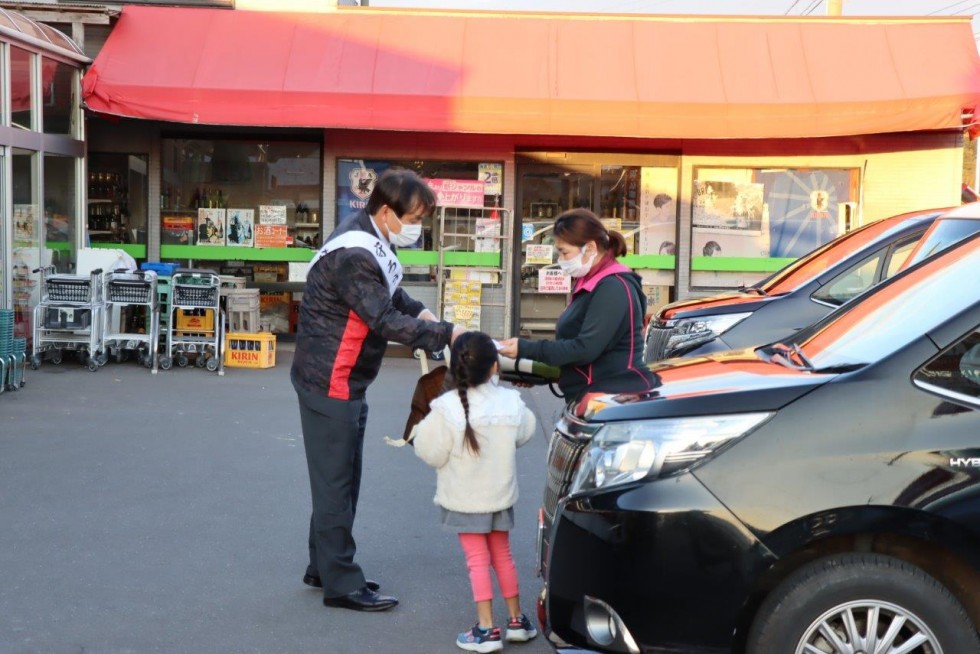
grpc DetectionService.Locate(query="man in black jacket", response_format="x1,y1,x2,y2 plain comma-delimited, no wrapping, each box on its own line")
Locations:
291,169,461,612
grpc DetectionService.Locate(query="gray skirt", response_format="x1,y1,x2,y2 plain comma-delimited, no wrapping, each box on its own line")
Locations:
440,507,514,534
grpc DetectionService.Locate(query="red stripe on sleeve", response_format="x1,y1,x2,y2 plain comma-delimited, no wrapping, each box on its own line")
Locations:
327,310,370,400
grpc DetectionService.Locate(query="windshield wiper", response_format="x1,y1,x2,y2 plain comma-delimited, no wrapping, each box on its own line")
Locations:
762,343,814,371
791,343,815,371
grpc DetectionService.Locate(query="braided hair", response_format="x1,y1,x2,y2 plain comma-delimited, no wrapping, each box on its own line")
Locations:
449,331,499,456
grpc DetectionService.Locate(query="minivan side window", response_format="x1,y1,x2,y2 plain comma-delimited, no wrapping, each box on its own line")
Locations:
885,238,920,278
812,252,884,306
812,236,921,307
914,329,980,407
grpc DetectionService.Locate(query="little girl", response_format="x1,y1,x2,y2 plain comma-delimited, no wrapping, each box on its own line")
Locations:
413,331,538,652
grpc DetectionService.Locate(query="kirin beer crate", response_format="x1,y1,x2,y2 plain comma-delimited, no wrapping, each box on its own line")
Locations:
224,332,276,369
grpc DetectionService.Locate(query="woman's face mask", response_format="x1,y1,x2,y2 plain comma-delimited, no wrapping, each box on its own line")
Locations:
558,243,596,278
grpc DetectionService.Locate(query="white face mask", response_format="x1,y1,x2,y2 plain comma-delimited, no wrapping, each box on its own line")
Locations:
388,210,423,247
558,245,596,278
490,374,500,386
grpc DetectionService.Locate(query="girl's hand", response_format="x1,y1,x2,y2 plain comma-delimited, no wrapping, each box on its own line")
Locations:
498,337,519,358
510,380,533,389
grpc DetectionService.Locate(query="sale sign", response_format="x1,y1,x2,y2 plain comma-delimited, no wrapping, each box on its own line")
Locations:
255,224,288,248
426,178,485,208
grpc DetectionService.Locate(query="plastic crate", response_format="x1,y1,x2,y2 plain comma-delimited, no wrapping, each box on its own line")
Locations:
175,308,215,332
219,275,246,289
224,332,276,368
141,262,179,277
224,288,260,311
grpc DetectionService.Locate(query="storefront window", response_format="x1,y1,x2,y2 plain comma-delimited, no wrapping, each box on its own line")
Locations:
11,148,38,340
159,138,321,290
10,46,33,131
690,167,860,288
43,153,77,271
88,153,148,249
336,158,503,252
42,58,76,135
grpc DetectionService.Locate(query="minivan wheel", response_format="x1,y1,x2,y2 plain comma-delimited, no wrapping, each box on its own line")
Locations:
747,553,979,654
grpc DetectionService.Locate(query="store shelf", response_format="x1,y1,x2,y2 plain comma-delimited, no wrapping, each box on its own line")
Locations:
160,244,315,262
293,222,320,228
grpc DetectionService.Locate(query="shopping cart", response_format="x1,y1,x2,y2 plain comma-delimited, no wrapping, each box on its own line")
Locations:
102,268,160,373
0,309,24,393
159,269,224,375
30,266,106,372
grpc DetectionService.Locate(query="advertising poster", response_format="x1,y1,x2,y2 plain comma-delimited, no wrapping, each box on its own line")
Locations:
426,179,485,208
692,180,767,259
638,167,679,256
758,169,850,258
336,160,389,225
226,209,255,247
443,280,482,329
162,214,195,245
475,218,500,253
197,208,226,245
259,205,287,225
538,268,571,294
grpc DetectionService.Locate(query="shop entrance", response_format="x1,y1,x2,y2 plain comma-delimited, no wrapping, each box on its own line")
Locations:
514,154,679,337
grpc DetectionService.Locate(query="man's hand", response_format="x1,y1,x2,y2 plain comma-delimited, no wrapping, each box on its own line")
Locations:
418,309,438,322
497,337,519,358
451,325,466,344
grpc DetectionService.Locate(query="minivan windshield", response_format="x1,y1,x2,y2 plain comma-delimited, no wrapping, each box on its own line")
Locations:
899,217,980,272
757,210,941,295
791,234,980,370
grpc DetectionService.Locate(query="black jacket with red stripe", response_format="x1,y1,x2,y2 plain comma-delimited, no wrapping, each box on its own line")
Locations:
290,210,454,401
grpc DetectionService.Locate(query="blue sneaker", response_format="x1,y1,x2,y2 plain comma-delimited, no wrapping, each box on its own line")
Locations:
456,624,503,652
506,613,538,642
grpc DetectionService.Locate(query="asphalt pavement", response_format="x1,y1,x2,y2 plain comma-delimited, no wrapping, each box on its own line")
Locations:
0,347,567,654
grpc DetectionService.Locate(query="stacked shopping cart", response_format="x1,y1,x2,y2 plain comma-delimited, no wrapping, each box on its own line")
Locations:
159,269,224,375
103,269,160,373
31,267,106,372
0,309,26,393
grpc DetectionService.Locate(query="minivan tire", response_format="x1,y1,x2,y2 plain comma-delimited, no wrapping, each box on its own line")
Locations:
747,552,979,654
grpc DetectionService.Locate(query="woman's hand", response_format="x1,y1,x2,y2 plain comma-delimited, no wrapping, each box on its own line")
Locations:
498,337,520,358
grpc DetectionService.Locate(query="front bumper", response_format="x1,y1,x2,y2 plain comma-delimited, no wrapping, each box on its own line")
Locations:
540,473,777,652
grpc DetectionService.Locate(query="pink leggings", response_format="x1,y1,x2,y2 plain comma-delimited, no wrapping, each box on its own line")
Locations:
458,531,520,603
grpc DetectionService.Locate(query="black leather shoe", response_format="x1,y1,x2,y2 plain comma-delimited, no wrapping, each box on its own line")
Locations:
323,587,398,612
303,574,379,592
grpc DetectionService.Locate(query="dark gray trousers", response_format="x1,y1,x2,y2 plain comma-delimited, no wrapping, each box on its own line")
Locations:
296,387,369,598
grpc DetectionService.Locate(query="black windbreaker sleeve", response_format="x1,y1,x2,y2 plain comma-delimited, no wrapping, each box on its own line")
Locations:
333,247,453,352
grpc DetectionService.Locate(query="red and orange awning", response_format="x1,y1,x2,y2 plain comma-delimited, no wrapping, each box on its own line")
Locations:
82,6,980,139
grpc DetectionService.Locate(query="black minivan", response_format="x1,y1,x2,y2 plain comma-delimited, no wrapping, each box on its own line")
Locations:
538,227,980,653
644,207,952,364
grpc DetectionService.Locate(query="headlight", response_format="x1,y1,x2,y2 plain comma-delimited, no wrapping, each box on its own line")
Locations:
664,312,751,356
569,413,772,493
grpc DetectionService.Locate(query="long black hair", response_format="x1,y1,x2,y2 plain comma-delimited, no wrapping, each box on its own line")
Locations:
449,331,498,455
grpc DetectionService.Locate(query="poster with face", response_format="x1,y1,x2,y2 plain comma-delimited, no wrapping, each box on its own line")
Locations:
691,180,768,258
226,209,254,247
638,167,679,256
